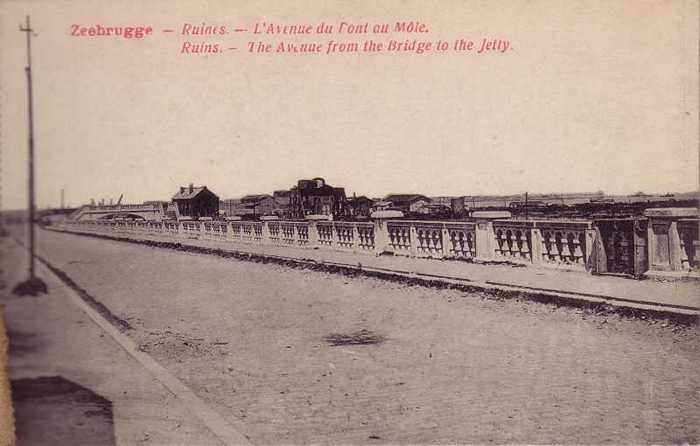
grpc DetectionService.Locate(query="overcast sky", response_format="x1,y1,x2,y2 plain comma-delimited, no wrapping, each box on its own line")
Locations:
1,0,698,210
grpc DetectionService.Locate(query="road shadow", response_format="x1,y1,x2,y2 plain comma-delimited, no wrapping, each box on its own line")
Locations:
7,331,42,358
11,376,115,446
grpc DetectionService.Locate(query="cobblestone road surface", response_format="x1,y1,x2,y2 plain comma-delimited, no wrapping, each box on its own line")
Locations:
9,228,700,444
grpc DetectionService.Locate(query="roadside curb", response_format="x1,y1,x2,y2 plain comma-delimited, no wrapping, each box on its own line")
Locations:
48,228,700,326
10,234,252,446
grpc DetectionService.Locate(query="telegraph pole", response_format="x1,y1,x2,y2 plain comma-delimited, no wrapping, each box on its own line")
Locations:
14,15,47,296
524,191,529,220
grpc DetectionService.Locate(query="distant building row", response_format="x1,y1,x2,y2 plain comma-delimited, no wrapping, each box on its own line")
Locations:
218,178,348,219
164,179,695,221
168,178,459,220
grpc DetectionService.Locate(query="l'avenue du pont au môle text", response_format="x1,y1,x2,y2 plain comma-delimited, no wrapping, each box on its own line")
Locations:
69,22,511,55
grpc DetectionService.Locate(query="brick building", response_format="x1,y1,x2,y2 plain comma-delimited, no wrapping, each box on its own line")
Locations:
345,196,374,218
172,184,219,219
220,195,275,217
289,178,346,219
241,194,275,216
273,190,292,217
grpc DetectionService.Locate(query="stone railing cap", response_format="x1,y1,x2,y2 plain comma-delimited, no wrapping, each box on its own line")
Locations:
644,207,700,218
471,210,512,219
305,214,333,221
371,210,405,219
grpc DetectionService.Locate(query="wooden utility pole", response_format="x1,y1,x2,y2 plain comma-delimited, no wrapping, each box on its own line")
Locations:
14,15,47,295
524,191,529,220
21,15,37,279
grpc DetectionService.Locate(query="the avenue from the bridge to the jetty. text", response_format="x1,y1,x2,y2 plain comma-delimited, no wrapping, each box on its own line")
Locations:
68,21,512,55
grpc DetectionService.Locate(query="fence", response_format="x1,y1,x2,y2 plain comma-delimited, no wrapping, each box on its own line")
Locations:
56,208,700,277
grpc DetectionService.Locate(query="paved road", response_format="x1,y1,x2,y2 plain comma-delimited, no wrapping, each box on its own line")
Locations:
55,223,700,312
4,226,700,444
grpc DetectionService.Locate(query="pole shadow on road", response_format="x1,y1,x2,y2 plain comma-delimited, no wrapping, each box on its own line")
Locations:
11,376,115,446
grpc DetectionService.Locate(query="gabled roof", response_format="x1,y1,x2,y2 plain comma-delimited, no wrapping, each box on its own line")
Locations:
347,195,374,204
241,194,273,203
384,194,431,205
172,186,217,200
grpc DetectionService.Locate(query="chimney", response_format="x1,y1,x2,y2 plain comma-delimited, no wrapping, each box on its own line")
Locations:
180,187,186,193
189,183,194,193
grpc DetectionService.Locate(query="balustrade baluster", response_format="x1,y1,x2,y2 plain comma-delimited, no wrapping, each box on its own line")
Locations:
548,233,560,261
519,232,530,259
559,232,571,260
509,231,520,257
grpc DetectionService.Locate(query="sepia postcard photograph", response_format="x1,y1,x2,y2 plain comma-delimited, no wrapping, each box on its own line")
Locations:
0,0,698,445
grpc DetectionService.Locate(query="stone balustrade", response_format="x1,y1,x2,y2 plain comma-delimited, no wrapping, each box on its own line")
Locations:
334,223,355,250
535,221,593,270
386,222,412,255
280,222,296,246
182,221,200,238
413,222,444,258
445,222,477,259
493,221,533,262
55,207,699,278
201,221,227,241
316,222,334,247
164,221,179,236
644,208,700,275
356,223,376,252
267,222,281,244
678,220,699,271
295,222,310,246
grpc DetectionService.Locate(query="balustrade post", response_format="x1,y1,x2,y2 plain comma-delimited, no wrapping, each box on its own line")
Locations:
373,219,389,255
308,222,319,248
584,228,596,271
632,220,648,277
474,220,495,261
261,221,271,245
588,225,608,274
643,208,698,274
530,227,543,265
223,221,231,242
351,224,360,252
441,226,451,258
409,224,417,257
177,221,184,239
669,221,683,271
292,223,299,246
472,211,511,261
